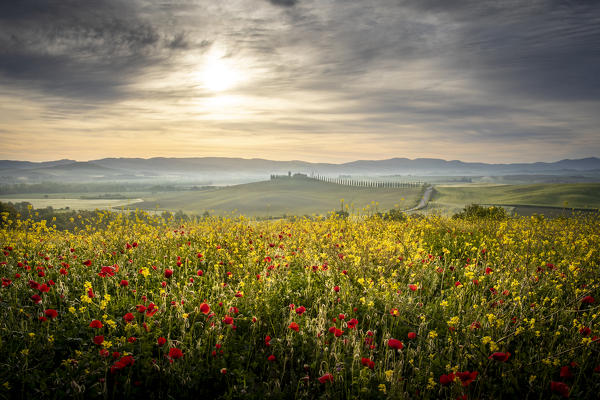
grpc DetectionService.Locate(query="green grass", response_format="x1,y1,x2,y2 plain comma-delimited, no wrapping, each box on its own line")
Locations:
428,183,600,215
135,178,422,216
0,197,144,211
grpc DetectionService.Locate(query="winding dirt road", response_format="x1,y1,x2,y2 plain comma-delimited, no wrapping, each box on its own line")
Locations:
405,186,433,212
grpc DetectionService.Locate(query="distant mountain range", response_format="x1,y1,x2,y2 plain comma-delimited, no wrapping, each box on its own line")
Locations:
1,157,599,184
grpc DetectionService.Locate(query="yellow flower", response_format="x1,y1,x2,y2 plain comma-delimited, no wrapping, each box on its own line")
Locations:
582,337,592,345
427,377,436,389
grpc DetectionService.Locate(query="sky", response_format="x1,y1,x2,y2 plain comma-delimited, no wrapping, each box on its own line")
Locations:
0,0,599,163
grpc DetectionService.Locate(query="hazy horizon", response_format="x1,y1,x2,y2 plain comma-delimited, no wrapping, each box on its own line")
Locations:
2,155,599,165
1,1,599,163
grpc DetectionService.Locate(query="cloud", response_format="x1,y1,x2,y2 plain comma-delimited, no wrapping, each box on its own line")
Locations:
0,0,191,101
0,0,598,162
268,0,299,6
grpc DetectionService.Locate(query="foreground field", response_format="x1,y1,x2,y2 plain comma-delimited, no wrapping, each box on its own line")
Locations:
1,211,599,399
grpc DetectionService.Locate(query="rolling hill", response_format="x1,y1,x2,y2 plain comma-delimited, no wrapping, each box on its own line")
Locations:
429,183,600,214
133,177,423,217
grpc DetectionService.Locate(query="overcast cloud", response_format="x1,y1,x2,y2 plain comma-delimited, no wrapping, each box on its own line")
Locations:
0,0,598,162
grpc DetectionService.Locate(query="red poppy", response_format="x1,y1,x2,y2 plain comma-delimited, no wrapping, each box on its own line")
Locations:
267,355,276,362
289,322,300,332
347,318,358,329
38,316,47,322
581,296,595,304
44,309,58,319
200,302,210,314
168,348,183,359
489,352,510,362
235,291,243,298
388,338,404,350
361,357,375,369
318,373,333,383
90,319,103,329
39,284,50,293
164,269,173,278
560,366,573,379
223,316,234,325
120,280,129,287
197,269,204,276
409,284,418,291
579,327,591,336
439,373,455,386
110,355,135,374
128,336,137,343
83,260,92,267
93,335,104,345
334,286,340,292
407,332,417,340
31,294,42,304
157,337,166,346
550,381,570,398
98,266,116,278
295,306,306,315
456,371,478,387
136,304,147,313
99,349,109,357
123,313,135,323
146,303,158,317
333,328,344,337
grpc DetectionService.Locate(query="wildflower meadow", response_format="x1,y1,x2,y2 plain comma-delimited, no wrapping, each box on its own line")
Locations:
1,209,599,399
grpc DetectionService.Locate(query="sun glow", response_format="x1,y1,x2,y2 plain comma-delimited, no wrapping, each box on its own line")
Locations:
198,48,242,92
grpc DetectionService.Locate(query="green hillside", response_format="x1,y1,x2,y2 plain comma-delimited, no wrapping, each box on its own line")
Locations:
135,178,422,217
429,183,600,214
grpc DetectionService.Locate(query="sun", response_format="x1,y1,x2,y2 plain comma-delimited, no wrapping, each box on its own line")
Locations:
198,50,241,92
